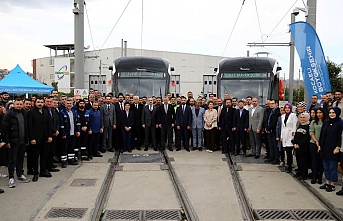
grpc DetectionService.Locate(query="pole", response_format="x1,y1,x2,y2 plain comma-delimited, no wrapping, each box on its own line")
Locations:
304,0,317,104
121,39,124,57
288,13,296,105
74,0,84,90
283,73,286,102
124,41,127,57
99,59,102,96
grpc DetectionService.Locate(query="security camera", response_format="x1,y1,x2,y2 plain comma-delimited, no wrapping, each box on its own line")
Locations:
292,8,300,15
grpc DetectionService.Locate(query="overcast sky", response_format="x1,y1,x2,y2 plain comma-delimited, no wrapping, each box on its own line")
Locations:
0,0,342,79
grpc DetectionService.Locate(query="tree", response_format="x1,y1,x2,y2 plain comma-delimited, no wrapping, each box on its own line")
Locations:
327,59,343,92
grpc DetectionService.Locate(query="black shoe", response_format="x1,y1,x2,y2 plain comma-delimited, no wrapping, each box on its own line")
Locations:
185,148,190,152
326,185,335,192
61,162,67,168
153,147,158,151
39,172,52,178
319,184,328,189
82,156,91,161
168,147,173,151
48,168,60,172
263,156,269,159
199,148,202,151
317,178,323,184
311,178,316,184
0,188,4,194
254,155,260,159
265,159,273,163
89,156,93,160
94,154,103,157
176,148,181,151
144,147,149,151
128,149,132,153
192,147,197,151
136,147,141,151
100,149,106,153
69,161,78,165
32,175,38,182
336,188,343,195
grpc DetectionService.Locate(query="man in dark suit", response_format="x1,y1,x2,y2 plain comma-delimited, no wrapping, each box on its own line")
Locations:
157,97,175,151
219,99,235,154
175,96,192,151
121,103,134,152
264,99,281,164
141,97,158,151
100,95,116,152
130,96,144,150
27,97,53,181
113,93,125,151
233,100,249,156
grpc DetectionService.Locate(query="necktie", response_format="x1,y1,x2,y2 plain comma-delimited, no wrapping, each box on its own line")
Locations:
182,105,185,113
121,103,123,110
150,105,152,112
107,105,110,111
165,105,168,114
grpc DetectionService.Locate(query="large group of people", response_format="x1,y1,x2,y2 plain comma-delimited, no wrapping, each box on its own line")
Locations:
0,89,342,197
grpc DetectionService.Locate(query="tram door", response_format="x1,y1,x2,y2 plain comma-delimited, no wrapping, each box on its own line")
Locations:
170,75,180,97
203,75,217,98
89,75,107,96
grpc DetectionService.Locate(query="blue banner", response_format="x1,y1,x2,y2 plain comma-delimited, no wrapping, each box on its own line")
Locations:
290,21,331,101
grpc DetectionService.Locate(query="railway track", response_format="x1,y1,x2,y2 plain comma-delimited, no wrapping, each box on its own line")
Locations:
225,153,255,221
89,150,199,221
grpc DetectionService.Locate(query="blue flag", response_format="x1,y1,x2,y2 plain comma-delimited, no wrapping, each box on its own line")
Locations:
290,21,331,100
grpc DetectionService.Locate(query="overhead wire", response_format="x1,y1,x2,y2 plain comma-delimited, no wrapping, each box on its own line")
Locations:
220,0,246,59
84,1,95,51
85,0,133,72
264,0,298,42
254,0,264,43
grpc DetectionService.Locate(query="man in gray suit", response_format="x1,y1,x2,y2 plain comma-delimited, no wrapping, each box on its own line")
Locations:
248,97,264,158
100,95,116,152
141,97,158,151
191,99,205,151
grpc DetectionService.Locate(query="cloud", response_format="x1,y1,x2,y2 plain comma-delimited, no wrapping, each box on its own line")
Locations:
0,0,71,13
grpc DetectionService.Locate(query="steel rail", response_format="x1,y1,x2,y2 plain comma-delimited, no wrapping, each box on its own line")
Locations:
90,151,121,221
161,150,200,221
225,153,255,221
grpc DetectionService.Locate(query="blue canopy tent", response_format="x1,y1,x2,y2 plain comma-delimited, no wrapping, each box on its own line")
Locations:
0,64,53,94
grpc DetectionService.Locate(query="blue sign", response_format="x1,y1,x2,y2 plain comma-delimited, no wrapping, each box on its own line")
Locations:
290,21,331,100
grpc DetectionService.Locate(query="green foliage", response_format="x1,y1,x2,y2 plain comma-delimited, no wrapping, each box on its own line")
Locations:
327,59,343,92
284,87,304,105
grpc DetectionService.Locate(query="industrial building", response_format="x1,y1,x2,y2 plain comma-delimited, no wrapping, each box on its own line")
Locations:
33,45,223,97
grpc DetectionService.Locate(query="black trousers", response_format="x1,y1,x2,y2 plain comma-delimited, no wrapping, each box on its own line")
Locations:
8,141,25,179
61,136,76,162
122,130,132,151
76,131,88,157
47,137,57,170
284,146,293,170
222,126,234,153
144,126,156,148
205,128,216,151
88,133,101,157
161,126,173,149
31,141,48,175
309,143,323,178
295,146,310,177
176,125,189,148
235,128,246,154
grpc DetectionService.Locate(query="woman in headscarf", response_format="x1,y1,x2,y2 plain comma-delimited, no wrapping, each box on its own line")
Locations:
280,103,298,172
293,112,311,179
318,107,343,192
309,108,326,184
296,101,307,116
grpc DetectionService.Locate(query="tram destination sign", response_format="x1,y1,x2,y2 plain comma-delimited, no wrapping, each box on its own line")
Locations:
119,72,164,78
223,72,269,78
